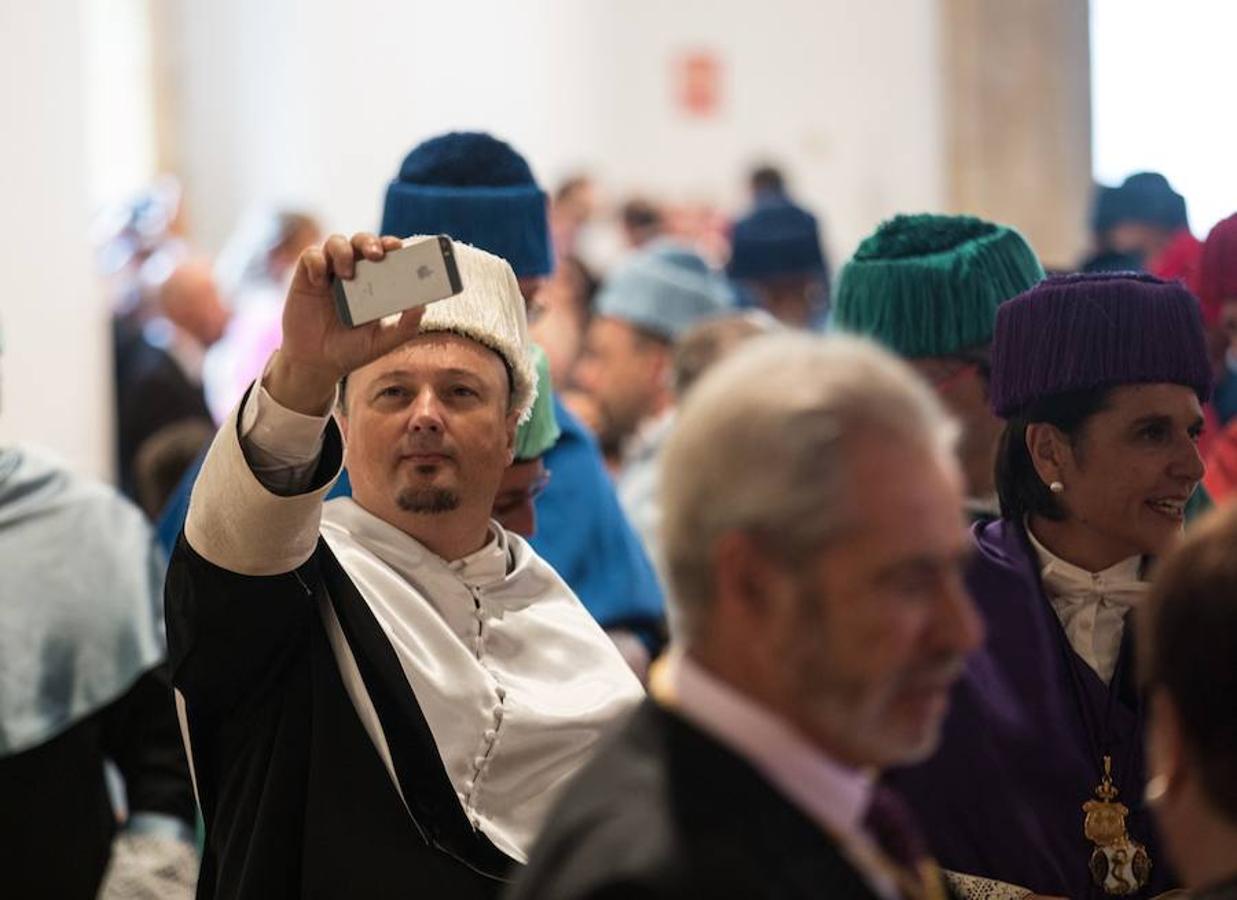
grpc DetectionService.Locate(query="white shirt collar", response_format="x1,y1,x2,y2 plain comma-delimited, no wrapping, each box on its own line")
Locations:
327,498,512,590
1024,523,1146,601
1023,522,1146,684
446,526,511,587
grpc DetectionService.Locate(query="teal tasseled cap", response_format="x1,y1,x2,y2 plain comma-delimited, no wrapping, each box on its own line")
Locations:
513,344,561,461
833,214,1045,359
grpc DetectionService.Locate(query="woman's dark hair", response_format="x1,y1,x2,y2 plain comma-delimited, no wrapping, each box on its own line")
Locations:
995,385,1115,521
1142,502,1237,824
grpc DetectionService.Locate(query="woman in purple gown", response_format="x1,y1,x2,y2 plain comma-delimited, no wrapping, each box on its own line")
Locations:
886,272,1213,900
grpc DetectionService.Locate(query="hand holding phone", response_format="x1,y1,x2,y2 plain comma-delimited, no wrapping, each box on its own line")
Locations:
266,232,431,416
333,234,464,327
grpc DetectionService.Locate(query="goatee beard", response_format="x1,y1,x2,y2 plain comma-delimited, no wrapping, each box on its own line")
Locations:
397,487,460,514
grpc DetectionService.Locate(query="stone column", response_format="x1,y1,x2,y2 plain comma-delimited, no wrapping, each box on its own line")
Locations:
940,0,1093,270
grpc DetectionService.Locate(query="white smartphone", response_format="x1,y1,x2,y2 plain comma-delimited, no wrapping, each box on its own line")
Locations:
332,234,464,327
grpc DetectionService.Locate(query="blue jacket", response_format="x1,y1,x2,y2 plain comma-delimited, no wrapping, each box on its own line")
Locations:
531,398,664,641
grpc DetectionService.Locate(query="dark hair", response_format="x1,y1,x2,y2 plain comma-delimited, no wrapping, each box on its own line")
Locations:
1142,502,1237,824
995,386,1114,521
749,164,786,195
133,419,216,519
621,198,663,232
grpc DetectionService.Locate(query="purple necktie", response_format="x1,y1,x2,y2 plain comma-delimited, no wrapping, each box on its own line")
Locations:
863,784,929,871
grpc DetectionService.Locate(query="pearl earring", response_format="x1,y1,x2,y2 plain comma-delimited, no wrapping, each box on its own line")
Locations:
1145,773,1169,806
1049,481,1064,494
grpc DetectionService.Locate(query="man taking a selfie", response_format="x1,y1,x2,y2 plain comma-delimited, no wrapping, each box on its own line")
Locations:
165,233,643,897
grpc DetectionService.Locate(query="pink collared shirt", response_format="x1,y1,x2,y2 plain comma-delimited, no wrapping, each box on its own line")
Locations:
666,652,899,900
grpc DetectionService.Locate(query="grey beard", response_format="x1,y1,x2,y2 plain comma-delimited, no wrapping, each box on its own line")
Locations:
396,487,460,514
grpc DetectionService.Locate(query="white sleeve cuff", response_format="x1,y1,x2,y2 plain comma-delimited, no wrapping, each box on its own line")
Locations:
185,388,343,576
239,376,335,465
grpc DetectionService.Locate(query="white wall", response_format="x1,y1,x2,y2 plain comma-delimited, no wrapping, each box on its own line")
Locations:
171,0,945,264
0,0,947,480
170,0,603,252
585,0,945,262
1092,0,1237,236
0,1,112,479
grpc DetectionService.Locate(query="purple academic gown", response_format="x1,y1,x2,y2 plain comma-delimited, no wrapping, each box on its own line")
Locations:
886,518,1175,900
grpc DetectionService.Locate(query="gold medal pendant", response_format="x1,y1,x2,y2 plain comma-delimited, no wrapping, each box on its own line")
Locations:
1083,756,1151,895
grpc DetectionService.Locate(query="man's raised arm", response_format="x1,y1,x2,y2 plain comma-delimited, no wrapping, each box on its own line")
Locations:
182,232,425,576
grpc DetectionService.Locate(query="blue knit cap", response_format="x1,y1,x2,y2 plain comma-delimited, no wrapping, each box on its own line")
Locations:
381,132,553,277
727,195,826,281
1092,172,1190,234
597,241,736,341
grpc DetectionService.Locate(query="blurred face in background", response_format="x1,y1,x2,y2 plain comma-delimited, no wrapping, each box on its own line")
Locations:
530,257,597,389
1106,221,1174,263
159,260,229,347
911,354,1001,500
269,216,322,280
748,275,825,329
517,277,547,312
491,458,550,537
573,317,672,450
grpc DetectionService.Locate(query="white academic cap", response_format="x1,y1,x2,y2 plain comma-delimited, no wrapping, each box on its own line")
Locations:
417,239,537,422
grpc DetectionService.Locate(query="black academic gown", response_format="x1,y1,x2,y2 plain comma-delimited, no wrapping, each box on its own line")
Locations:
165,435,519,900
505,699,889,900
0,666,195,899
114,326,213,499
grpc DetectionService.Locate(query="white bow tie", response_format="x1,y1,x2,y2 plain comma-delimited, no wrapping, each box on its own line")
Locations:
1026,526,1148,683
1040,558,1147,613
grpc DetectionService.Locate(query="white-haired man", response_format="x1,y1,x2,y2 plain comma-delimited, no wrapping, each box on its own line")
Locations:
508,333,984,900
165,234,642,897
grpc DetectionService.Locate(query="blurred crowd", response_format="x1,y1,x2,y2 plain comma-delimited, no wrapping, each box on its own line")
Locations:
4,127,1237,900
95,160,1237,535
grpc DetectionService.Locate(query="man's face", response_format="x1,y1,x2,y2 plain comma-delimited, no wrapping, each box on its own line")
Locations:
759,435,982,768
491,458,549,537
517,277,546,310
1107,222,1170,260
910,356,1001,497
162,264,229,347
750,276,824,328
339,333,517,526
573,317,670,448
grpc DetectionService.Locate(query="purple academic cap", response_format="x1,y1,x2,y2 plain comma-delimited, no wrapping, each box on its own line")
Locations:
989,272,1211,417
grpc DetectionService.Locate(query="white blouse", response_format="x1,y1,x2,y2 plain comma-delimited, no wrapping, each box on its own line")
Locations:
1025,526,1147,684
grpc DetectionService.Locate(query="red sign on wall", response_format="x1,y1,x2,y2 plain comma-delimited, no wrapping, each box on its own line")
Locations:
674,50,723,118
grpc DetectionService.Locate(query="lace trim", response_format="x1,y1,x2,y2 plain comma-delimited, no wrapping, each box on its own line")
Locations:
945,870,1033,900
98,833,199,900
